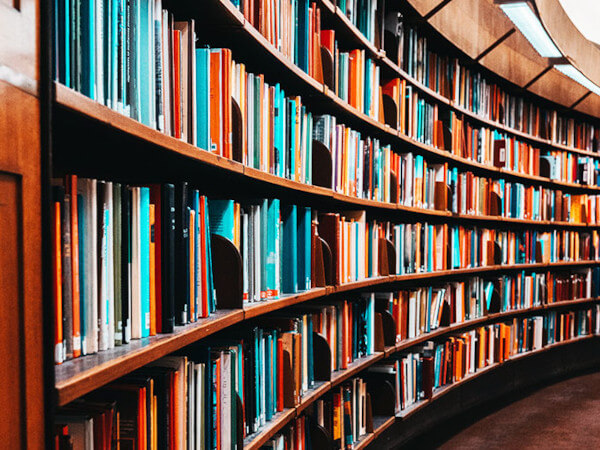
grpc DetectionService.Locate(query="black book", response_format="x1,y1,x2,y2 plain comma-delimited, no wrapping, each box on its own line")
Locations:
122,185,131,344
161,183,176,333
175,182,189,325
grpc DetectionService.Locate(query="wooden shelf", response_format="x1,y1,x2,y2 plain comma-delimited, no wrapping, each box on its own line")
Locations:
244,328,600,449
54,84,600,231
54,1,600,198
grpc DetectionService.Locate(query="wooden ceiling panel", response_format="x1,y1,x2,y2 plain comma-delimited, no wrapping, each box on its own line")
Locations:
528,68,589,108
427,0,513,59
479,32,548,88
574,93,600,118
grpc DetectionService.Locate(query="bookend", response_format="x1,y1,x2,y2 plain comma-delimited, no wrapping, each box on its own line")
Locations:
282,347,296,408
320,46,335,90
390,171,398,203
434,182,451,211
313,332,332,382
378,237,390,276
309,419,333,450
439,300,451,328
487,288,501,314
320,237,334,286
540,158,551,178
386,238,396,275
535,241,543,263
421,356,434,400
311,223,327,288
231,98,244,163
365,393,374,433
312,140,333,188
382,94,398,129
367,379,395,417
210,234,244,309
236,393,244,448
374,313,385,352
487,241,502,266
489,191,501,216
379,310,397,347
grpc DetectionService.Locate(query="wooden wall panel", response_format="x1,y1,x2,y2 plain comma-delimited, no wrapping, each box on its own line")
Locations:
0,174,24,448
0,75,43,450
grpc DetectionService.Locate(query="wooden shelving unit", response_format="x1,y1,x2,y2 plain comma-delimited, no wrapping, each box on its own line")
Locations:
46,0,600,447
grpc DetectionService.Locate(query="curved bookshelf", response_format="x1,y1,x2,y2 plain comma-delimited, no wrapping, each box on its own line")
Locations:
49,0,600,448
54,259,600,406
53,3,600,196
238,297,600,449
55,84,600,231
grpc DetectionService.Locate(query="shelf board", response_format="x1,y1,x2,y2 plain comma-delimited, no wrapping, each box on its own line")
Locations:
54,309,244,406
243,408,296,450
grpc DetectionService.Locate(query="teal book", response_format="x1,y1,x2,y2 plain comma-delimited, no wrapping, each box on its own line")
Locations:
259,199,268,299
208,199,235,242
265,332,273,421
77,194,86,353
140,187,151,337
297,207,311,291
193,190,200,319
288,99,297,178
281,204,298,294
196,48,211,150
138,0,152,126
81,0,96,97
204,197,216,313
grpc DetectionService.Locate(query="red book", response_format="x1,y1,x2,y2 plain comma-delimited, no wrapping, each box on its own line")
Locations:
68,175,81,358
321,29,335,56
149,186,163,332
277,338,284,412
221,49,233,159
209,50,223,155
52,197,63,364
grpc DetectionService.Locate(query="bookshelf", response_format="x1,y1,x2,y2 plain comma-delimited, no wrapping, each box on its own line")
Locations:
22,0,600,447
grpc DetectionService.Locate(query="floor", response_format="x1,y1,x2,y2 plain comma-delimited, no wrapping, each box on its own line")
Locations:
432,371,600,449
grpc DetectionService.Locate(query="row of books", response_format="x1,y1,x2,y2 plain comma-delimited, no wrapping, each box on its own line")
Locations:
53,296,377,448
51,176,318,364
260,415,311,449
382,268,600,342
314,114,392,202
373,307,598,413
389,223,599,275
396,21,600,152
51,177,218,364
313,377,370,449
393,151,600,222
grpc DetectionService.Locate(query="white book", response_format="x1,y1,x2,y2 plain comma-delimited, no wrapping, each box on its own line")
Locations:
84,179,99,355
98,181,109,351
221,351,232,450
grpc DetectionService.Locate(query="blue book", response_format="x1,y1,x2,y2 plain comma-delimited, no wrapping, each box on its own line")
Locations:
140,187,151,337
208,199,235,242
77,194,86,353
297,207,311,290
281,204,298,294
196,48,211,150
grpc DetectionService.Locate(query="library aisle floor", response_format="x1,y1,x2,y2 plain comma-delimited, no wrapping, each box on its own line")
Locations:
435,371,600,449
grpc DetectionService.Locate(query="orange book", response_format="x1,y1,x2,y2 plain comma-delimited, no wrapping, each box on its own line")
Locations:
53,198,63,364
68,175,81,358
172,30,182,139
222,49,233,159
149,204,156,335
209,50,223,154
